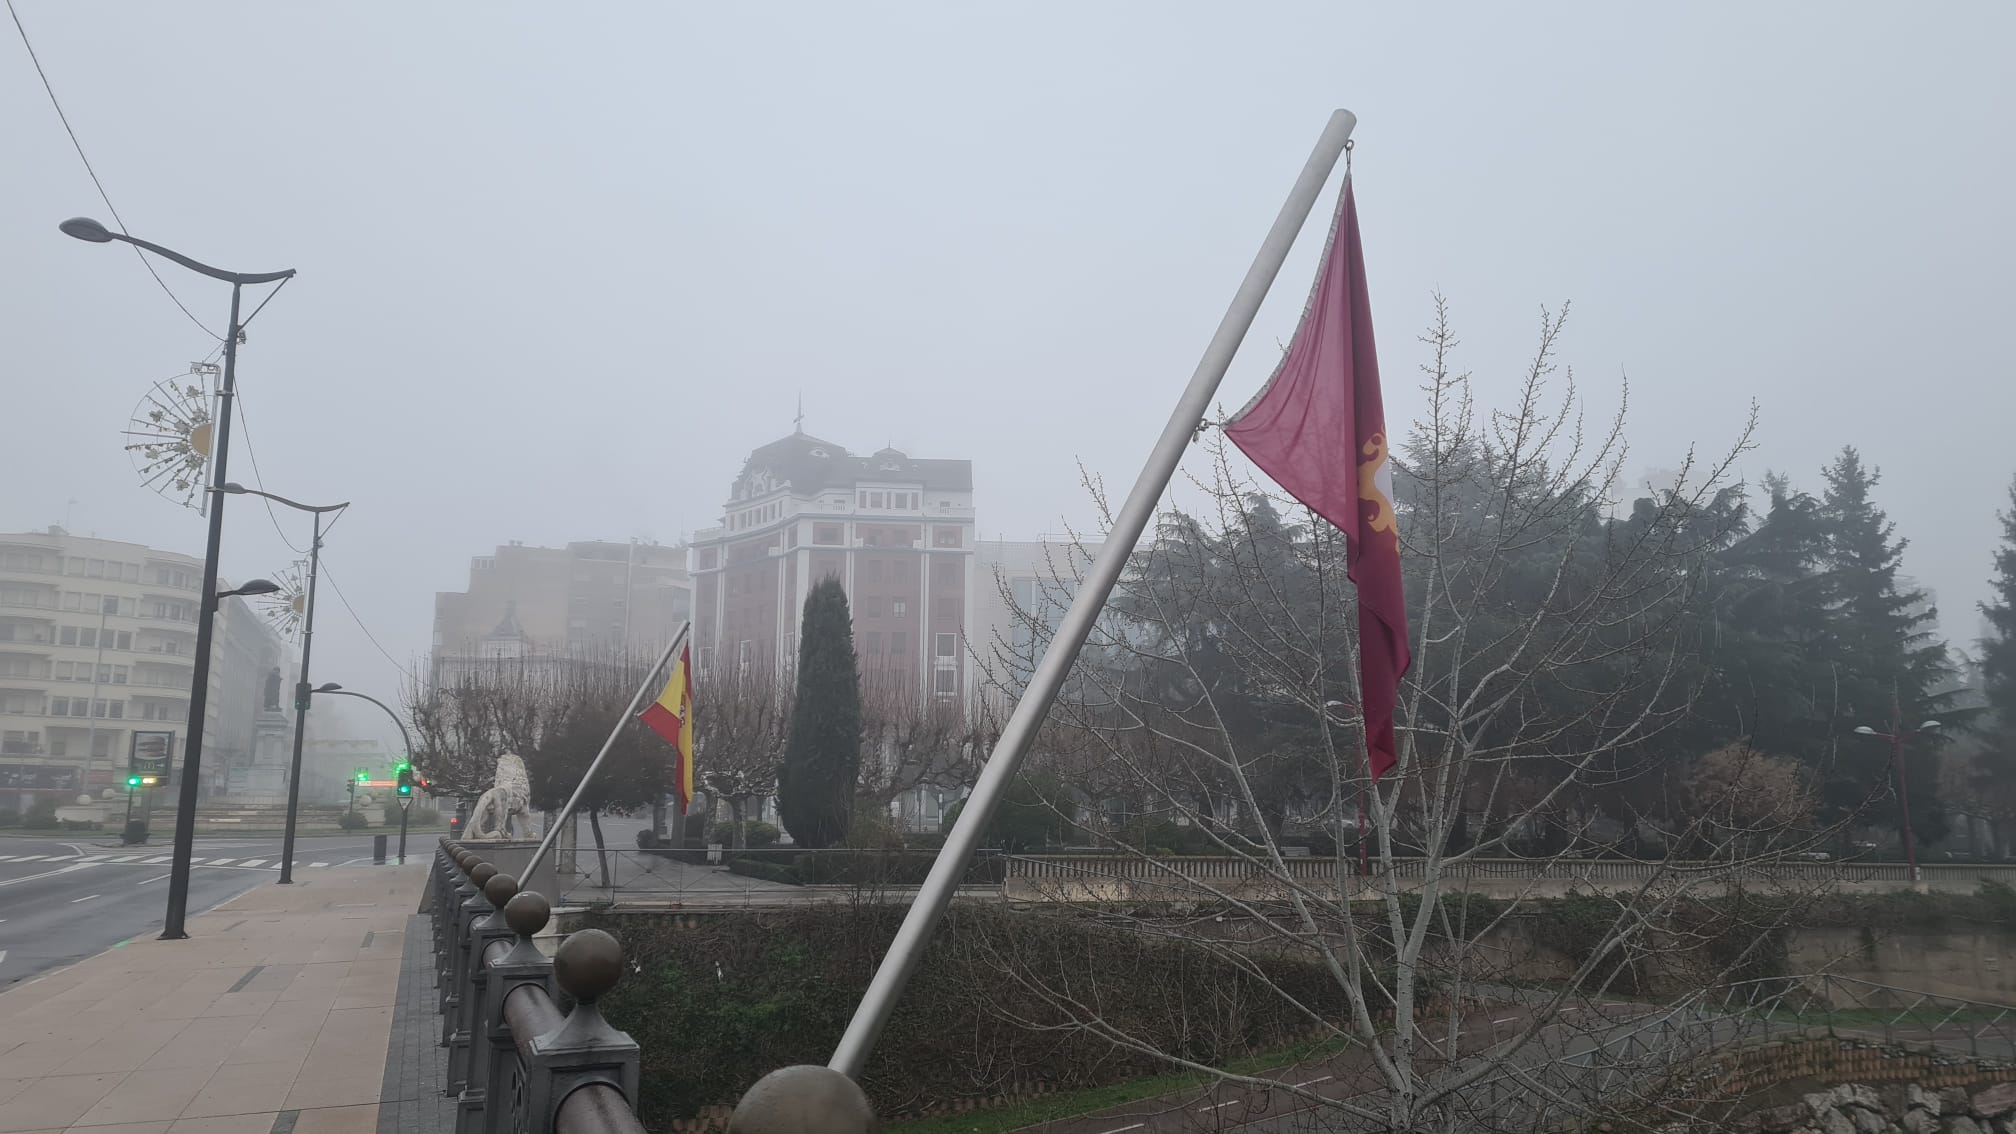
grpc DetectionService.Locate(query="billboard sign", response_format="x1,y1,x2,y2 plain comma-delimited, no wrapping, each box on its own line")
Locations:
129,730,176,784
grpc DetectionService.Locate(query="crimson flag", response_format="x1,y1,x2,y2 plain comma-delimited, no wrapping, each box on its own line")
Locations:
1224,176,1410,779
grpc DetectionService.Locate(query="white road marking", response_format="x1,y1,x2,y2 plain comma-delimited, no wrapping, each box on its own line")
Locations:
1494,1017,1518,1025
0,863,93,888
210,859,244,867
143,855,172,864
1199,1100,1239,1112
0,949,7,967
61,842,88,857
1292,1076,1334,1088
1096,1125,1145,1134
11,855,49,862
71,893,101,903
309,862,329,868
139,874,170,885
238,859,266,868
80,855,111,862
336,857,373,867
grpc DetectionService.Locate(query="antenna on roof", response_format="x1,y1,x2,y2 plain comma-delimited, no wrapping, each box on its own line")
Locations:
794,393,805,434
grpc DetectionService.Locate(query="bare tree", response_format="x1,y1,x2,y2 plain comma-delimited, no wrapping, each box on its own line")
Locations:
982,301,1845,1133
695,660,792,848
856,672,981,819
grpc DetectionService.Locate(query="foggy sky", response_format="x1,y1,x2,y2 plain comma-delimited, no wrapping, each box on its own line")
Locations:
6,3,2013,747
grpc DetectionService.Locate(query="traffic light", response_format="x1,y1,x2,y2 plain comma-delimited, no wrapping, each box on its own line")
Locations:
355,769,369,784
397,767,413,796
126,774,142,788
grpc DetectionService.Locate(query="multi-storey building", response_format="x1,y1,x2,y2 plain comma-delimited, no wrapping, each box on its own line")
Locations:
430,539,692,687
688,432,976,700
968,537,1105,705
0,527,289,812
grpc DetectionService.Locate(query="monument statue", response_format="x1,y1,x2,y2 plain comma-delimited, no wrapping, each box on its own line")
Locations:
468,753,534,840
263,667,283,713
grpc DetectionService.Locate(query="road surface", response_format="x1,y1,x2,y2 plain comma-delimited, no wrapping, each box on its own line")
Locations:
0,832,386,989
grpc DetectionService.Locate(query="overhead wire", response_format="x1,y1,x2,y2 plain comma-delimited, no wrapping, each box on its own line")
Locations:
6,0,222,342
230,390,308,555
316,556,418,684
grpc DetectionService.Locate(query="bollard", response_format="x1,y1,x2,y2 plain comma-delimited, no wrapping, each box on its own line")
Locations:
474,889,556,1134
453,871,520,1123
524,929,642,1129
374,833,388,864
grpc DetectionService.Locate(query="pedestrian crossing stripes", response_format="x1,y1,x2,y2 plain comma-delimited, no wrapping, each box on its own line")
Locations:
0,852,358,872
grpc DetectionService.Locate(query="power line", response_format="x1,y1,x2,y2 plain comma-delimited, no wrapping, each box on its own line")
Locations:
317,555,418,685
229,390,307,555
6,0,223,342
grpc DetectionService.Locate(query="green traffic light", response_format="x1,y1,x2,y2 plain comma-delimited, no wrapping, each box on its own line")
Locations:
356,771,369,783
126,775,142,788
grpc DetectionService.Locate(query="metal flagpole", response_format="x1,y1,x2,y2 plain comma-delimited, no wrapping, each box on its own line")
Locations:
519,619,692,879
827,108,1359,1078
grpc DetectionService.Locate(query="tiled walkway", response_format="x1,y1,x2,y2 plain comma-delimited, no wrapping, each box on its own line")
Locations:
372,915,453,1134
0,864,424,1133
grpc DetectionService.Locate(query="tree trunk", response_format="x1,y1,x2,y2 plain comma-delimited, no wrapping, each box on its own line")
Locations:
589,807,610,888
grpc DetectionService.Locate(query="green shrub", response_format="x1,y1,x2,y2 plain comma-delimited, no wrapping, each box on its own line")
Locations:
728,856,800,885
712,821,780,848
337,810,371,830
590,902,1371,1127
22,799,58,829
381,803,440,828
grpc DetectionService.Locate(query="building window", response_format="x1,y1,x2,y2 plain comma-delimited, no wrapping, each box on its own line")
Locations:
934,526,962,548
813,523,843,545
115,631,131,650
892,599,908,617
59,626,77,646
935,632,956,658
65,558,84,576
49,697,69,717
864,631,882,655
933,668,957,695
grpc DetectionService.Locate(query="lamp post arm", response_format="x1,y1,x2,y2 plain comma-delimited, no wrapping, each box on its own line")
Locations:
106,231,296,286
323,689,415,764
216,485,347,514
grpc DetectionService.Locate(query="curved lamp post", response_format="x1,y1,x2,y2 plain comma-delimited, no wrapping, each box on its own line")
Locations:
221,484,348,883
62,216,296,940
315,684,417,862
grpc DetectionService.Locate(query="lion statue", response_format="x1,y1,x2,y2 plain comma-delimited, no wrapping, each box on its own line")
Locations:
468,752,533,841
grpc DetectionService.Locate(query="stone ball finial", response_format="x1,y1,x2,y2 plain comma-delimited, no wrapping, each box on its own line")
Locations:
484,872,519,909
504,890,550,938
553,928,624,1004
454,848,474,869
469,862,497,888
728,1066,877,1134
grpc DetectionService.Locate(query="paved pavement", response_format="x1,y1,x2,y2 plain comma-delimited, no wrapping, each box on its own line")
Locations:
372,914,454,1134
0,859,425,1133
0,834,384,988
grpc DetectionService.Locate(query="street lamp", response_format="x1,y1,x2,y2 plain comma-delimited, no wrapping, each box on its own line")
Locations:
221,484,349,884
63,216,296,940
1853,706,1942,884
315,683,419,862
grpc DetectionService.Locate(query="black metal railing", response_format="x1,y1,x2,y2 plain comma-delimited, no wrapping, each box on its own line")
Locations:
432,839,648,1134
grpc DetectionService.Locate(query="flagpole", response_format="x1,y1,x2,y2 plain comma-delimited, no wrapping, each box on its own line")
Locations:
518,619,691,879
827,108,1359,1079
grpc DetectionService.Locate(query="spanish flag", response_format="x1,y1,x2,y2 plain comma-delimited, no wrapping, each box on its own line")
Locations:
639,645,695,813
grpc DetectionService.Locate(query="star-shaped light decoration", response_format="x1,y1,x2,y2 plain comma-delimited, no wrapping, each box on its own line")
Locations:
121,363,218,511
258,562,309,640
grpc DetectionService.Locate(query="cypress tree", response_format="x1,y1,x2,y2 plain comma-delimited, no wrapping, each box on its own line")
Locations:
778,576,862,848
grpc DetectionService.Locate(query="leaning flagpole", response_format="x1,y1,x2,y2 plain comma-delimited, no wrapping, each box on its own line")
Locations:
520,619,691,879
827,108,1359,1079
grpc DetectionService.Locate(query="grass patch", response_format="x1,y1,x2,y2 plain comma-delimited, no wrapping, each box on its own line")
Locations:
883,1035,1355,1134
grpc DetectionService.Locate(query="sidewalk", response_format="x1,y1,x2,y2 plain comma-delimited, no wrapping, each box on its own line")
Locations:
0,863,426,1133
